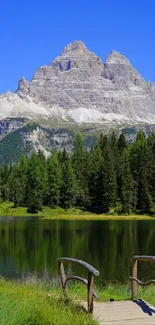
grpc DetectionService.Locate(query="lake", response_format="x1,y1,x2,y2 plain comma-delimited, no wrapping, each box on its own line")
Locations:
0,217,155,285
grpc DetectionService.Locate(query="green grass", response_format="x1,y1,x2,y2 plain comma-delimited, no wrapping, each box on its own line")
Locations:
69,282,131,302
67,282,155,306
98,282,155,306
0,279,97,325
1,280,155,325
0,202,154,220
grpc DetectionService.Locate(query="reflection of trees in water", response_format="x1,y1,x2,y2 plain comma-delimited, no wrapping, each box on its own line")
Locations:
0,219,154,283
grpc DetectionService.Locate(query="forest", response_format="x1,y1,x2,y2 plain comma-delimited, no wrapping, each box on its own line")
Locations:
0,130,155,215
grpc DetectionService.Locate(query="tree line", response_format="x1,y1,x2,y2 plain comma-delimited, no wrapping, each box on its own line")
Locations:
1,130,155,215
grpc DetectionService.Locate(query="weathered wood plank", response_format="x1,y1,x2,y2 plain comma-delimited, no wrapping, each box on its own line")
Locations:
132,255,155,263
56,257,99,276
88,272,94,313
58,261,67,296
81,300,155,325
132,259,137,299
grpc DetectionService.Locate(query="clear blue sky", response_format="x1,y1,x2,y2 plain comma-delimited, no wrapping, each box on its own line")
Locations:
0,0,155,93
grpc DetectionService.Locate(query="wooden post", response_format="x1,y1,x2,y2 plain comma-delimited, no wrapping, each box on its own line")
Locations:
58,262,67,297
132,259,137,300
88,271,94,313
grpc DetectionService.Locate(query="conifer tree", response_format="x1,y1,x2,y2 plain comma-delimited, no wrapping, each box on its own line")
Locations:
37,151,48,204
72,133,89,207
130,131,153,213
60,149,76,209
0,167,4,203
117,133,127,154
9,164,24,207
1,164,10,201
26,153,45,213
119,149,133,214
18,155,28,205
99,135,117,212
110,131,119,166
47,149,62,207
110,131,121,198
87,142,104,209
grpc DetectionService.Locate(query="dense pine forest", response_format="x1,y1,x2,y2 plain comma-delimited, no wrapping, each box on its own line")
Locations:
0,130,155,215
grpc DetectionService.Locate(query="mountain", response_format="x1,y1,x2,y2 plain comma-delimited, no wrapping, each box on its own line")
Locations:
1,41,155,163
1,40,155,126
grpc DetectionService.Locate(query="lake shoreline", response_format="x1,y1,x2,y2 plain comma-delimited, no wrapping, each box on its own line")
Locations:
0,279,96,325
0,202,154,220
1,279,155,325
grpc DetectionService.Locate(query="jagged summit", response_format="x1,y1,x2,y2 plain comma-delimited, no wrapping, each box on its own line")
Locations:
51,40,103,77
62,40,88,56
104,49,145,87
0,40,155,125
106,50,131,65
17,77,29,97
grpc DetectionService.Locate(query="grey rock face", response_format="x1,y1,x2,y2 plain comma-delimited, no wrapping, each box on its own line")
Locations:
16,77,30,100
103,50,146,88
1,40,155,125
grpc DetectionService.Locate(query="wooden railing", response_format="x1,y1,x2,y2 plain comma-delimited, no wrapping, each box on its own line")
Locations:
56,257,99,313
129,255,155,300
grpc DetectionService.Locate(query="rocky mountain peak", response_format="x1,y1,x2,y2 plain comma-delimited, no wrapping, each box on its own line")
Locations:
106,50,131,65
49,40,103,78
104,49,145,88
16,77,29,98
1,41,155,126
61,40,87,56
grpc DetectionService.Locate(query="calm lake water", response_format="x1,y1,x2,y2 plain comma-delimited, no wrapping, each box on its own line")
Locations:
0,217,155,285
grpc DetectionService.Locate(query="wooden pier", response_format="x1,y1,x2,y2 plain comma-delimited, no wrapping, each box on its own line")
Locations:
81,300,155,324
57,255,155,324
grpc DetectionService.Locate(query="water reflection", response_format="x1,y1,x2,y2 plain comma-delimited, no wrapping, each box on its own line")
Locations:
0,218,155,284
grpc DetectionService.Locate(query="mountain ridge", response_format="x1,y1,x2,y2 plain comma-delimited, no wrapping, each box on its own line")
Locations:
0,40,155,126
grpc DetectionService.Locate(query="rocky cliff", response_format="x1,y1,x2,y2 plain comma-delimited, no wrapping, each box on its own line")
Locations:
0,40,155,125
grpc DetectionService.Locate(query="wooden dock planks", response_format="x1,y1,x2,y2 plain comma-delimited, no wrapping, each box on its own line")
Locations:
82,300,155,324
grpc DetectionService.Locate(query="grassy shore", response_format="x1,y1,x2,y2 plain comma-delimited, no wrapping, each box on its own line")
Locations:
68,282,155,305
0,202,154,220
0,279,97,325
1,280,155,325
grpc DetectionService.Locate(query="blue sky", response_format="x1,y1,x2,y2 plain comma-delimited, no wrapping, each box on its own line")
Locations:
0,0,155,93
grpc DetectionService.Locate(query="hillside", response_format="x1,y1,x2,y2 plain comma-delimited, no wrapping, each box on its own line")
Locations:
0,118,99,163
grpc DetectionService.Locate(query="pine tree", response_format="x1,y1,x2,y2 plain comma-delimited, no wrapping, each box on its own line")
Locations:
9,164,24,207
99,135,117,212
71,133,89,207
110,131,121,198
130,131,153,213
117,133,127,154
26,153,45,213
110,131,119,167
119,149,134,214
47,149,61,207
37,151,48,204
18,155,28,205
60,149,76,209
1,164,10,201
0,166,4,203
147,132,155,206
87,142,104,210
